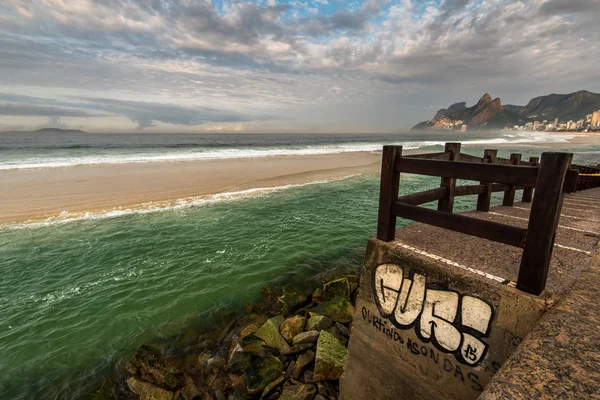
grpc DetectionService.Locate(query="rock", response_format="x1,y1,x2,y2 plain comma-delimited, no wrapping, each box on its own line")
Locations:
239,334,266,355
278,281,317,316
292,331,320,346
285,360,296,379
207,355,226,370
322,278,350,301
305,316,333,332
312,287,325,304
261,375,284,399
292,350,315,379
281,343,314,356
315,396,327,400
308,297,354,324
334,322,350,337
239,323,260,339
314,330,348,381
324,327,348,346
303,369,314,383
245,355,284,395
127,377,175,400
280,315,307,343
279,383,317,400
229,374,247,389
228,352,252,374
261,285,283,316
215,389,227,400
254,316,291,354
128,345,181,390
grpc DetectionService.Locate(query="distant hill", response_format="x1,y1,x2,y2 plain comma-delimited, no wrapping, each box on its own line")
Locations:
412,90,600,131
0,128,86,134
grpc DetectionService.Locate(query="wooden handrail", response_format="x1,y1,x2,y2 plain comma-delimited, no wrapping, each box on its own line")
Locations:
396,158,538,186
376,143,582,296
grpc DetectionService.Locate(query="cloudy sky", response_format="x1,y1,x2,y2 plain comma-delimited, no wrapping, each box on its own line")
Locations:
0,0,599,133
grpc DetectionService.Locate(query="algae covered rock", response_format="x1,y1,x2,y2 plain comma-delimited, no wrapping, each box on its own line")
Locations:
254,316,291,354
278,281,317,315
292,350,315,379
127,377,175,400
292,331,320,346
239,334,265,355
305,315,334,332
280,315,307,343
245,355,284,394
313,330,348,381
279,383,317,400
308,297,354,324
322,278,350,301
228,352,252,374
261,285,283,316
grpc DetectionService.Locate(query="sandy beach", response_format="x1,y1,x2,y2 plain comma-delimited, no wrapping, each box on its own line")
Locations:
0,152,382,224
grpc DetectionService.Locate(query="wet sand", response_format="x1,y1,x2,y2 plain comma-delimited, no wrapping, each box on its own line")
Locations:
0,152,383,224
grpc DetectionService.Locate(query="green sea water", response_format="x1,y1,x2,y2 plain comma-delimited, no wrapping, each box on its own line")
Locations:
1,137,599,399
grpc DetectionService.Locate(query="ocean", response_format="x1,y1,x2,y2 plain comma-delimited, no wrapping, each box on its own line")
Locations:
0,131,598,399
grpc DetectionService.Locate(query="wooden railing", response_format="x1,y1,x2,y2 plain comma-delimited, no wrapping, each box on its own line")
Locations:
572,164,600,190
377,142,585,296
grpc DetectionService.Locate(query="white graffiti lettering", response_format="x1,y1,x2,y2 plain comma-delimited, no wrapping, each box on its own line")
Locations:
373,264,493,366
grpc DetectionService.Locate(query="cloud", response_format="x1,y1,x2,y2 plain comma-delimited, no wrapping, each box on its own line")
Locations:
0,0,599,131
0,103,101,117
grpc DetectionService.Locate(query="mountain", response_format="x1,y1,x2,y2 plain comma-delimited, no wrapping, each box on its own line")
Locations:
0,128,86,134
412,90,600,131
506,90,600,121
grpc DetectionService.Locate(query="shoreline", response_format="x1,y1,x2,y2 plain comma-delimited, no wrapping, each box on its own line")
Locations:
2,133,600,225
0,152,383,225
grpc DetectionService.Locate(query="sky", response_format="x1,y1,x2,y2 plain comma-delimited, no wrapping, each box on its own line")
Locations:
0,0,599,133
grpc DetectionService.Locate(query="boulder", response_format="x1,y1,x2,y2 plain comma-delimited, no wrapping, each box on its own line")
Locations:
127,377,175,400
292,331,320,346
239,334,266,355
324,327,347,346
305,316,333,332
308,297,354,324
239,323,260,339
278,281,317,315
260,286,283,315
128,345,181,390
280,315,307,343
313,330,348,381
281,343,314,356
321,278,350,301
279,383,317,400
292,350,315,379
228,352,252,374
261,375,285,399
334,322,350,337
254,316,291,354
312,287,325,304
245,355,284,395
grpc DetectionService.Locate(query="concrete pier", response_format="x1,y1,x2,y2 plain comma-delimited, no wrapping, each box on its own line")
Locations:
340,188,600,400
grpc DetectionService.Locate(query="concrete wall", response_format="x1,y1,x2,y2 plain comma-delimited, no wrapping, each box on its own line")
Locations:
340,238,555,400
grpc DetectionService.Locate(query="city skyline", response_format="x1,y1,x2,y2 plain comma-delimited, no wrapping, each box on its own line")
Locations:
1,0,599,133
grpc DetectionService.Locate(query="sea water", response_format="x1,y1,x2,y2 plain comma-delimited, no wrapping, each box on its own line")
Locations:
0,131,598,398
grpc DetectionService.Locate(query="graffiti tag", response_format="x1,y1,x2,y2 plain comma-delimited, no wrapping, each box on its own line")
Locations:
373,264,493,366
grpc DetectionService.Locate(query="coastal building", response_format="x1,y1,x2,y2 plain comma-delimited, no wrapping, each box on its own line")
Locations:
461,125,467,132
577,120,585,129
592,111,600,128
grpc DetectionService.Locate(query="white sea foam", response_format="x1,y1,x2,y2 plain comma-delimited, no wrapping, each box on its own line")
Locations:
1,174,361,230
0,132,578,171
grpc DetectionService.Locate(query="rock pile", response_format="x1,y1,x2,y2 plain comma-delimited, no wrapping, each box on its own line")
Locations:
118,271,359,400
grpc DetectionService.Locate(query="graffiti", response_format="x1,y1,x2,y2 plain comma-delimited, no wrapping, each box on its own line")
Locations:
373,264,493,366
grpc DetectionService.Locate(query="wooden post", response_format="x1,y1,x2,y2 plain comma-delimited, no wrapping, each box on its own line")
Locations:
377,146,402,241
438,143,461,213
476,149,497,212
517,152,572,295
522,157,538,202
502,153,522,206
